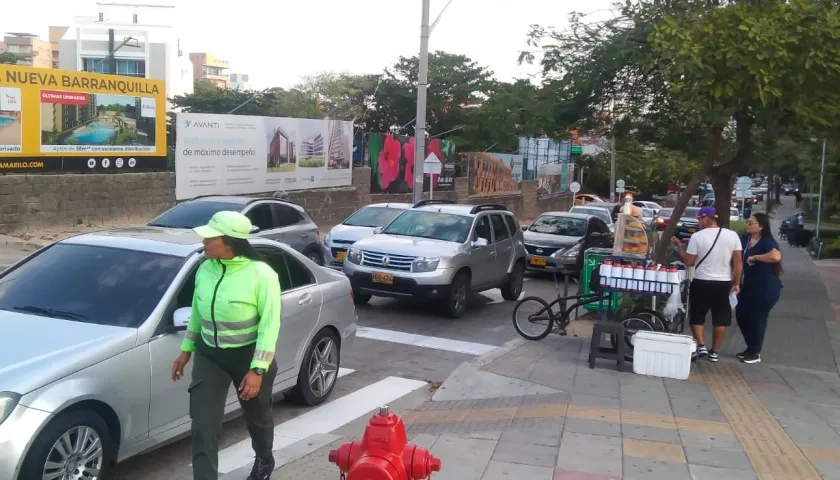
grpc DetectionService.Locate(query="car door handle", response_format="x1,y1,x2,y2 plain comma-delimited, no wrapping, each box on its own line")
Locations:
298,293,313,305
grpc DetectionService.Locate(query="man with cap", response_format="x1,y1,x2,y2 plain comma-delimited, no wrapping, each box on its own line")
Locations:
171,210,282,480
671,206,743,361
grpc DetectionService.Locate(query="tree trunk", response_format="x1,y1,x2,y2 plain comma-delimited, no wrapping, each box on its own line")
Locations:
653,119,728,264
710,170,735,228
708,108,753,228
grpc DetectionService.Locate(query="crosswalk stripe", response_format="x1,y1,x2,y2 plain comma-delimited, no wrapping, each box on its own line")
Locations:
355,326,498,356
216,375,427,474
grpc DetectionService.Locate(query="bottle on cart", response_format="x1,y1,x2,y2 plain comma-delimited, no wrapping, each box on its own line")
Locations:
609,260,619,289
600,259,612,288
621,261,632,291
633,264,645,292
667,266,680,294
644,264,656,293
656,265,668,294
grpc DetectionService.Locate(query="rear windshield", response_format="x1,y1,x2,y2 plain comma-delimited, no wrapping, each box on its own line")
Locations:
344,206,406,228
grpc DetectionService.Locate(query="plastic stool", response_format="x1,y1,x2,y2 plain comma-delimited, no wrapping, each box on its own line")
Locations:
588,322,626,371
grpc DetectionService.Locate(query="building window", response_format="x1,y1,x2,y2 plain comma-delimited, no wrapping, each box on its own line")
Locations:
99,12,104,21
133,14,138,24
82,58,146,77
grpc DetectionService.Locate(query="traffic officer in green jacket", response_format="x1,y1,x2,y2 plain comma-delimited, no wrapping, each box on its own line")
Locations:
171,210,282,480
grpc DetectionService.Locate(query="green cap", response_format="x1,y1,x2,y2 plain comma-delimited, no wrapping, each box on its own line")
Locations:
193,210,252,240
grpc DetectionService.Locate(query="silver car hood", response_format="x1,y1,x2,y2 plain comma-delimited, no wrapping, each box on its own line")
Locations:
352,234,461,257
523,231,581,248
328,224,380,244
0,311,138,395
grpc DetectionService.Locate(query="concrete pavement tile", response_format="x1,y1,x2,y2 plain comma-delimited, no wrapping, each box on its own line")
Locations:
566,404,620,423
621,424,681,444
620,410,676,430
687,464,757,480
408,433,440,450
490,441,559,468
678,430,743,450
480,460,554,480
777,419,840,448
674,418,733,435
520,392,572,405
664,380,713,397
622,457,690,480
416,396,527,411
552,469,621,480
570,393,620,409
798,444,840,465
622,438,686,463
807,404,840,425
620,395,674,416
428,434,497,480
683,446,753,471
810,461,840,480
563,418,621,437
501,417,564,447
555,432,622,477
468,431,504,441
670,402,728,422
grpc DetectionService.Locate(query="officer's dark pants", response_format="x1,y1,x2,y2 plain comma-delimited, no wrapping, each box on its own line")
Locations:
190,340,278,480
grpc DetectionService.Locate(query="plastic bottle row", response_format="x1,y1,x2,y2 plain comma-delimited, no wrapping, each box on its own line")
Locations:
599,258,682,294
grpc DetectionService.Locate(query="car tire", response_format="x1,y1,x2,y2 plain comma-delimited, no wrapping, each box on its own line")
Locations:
500,261,525,301
443,271,470,319
20,409,114,480
305,249,324,266
287,328,341,406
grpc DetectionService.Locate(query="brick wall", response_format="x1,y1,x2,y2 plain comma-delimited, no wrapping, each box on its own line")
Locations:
0,167,572,233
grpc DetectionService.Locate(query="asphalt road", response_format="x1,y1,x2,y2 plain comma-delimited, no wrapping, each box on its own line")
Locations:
110,273,579,479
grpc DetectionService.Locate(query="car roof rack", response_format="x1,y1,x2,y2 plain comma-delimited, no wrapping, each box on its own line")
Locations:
469,204,508,214
246,196,297,206
413,199,456,208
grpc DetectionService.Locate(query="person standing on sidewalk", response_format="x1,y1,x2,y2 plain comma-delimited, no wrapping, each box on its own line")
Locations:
671,207,743,361
736,213,783,364
170,211,282,480
794,189,802,208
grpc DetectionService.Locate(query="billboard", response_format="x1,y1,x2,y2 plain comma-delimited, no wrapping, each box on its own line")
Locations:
0,64,166,172
537,163,575,200
175,113,353,200
368,132,455,193
518,137,571,180
467,152,522,195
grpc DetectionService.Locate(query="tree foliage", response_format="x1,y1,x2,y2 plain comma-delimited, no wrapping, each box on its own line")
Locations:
0,52,18,65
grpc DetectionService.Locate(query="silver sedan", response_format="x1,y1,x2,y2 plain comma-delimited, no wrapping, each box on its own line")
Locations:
0,227,357,480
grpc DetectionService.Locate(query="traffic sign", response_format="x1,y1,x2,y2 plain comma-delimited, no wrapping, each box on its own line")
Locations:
569,182,581,193
616,187,626,194
423,153,442,175
736,176,752,188
616,179,626,188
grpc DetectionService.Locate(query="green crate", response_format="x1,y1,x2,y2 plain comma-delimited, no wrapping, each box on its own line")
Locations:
582,248,621,312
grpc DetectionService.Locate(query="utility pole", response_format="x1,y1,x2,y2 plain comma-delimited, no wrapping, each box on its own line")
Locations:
817,138,827,239
412,0,431,203
610,131,616,203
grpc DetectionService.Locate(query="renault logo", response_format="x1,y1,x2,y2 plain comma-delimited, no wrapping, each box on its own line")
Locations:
381,255,390,266
536,248,543,254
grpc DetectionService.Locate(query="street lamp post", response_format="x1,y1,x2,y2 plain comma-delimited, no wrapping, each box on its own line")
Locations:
817,138,827,239
228,89,275,114
412,0,432,203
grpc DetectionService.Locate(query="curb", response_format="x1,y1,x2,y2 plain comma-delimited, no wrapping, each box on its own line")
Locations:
470,337,525,368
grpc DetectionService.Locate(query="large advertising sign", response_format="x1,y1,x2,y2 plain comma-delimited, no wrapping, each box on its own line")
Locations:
0,64,166,172
537,163,574,200
368,132,455,193
175,113,353,200
467,152,523,195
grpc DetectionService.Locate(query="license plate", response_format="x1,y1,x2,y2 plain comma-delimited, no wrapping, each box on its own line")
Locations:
530,256,547,266
335,250,347,261
687,228,696,233
371,272,394,285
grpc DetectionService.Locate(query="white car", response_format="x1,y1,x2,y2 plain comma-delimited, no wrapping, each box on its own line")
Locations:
322,203,412,270
633,201,662,215
730,207,741,222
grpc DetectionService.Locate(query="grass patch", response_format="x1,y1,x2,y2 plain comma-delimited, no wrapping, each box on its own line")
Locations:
299,157,325,168
729,219,746,236
267,163,296,173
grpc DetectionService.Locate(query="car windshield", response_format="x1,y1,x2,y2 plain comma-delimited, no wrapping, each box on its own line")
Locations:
528,215,587,236
683,207,701,218
0,244,184,327
659,209,673,217
731,208,739,216
383,210,472,243
343,206,406,228
571,207,611,224
148,201,243,228
642,209,654,218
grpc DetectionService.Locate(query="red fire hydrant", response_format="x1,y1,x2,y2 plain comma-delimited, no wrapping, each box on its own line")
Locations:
328,405,442,480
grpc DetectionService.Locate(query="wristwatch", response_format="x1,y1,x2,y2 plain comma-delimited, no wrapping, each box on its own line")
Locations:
252,368,266,376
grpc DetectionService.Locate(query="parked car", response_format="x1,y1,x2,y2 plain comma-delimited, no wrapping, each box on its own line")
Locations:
322,203,411,270
522,212,613,275
701,193,715,206
574,193,606,205
633,201,662,215
640,207,656,225
0,228,357,480
730,207,741,222
783,185,798,195
148,195,324,264
569,203,617,233
343,201,527,318
673,206,703,241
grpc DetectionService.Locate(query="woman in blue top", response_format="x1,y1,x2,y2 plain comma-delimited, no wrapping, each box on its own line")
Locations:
735,213,783,364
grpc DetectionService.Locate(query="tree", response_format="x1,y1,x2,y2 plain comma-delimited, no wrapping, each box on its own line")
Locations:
0,52,18,65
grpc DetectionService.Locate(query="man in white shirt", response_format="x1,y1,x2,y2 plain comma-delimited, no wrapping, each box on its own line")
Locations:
671,207,743,362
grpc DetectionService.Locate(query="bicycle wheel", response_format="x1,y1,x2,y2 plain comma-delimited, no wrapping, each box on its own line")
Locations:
513,296,554,341
631,308,666,331
610,314,655,361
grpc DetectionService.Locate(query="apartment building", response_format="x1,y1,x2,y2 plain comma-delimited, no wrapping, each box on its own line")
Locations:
301,133,325,158
58,2,194,107
229,73,250,91
1,32,54,68
327,120,349,169
190,52,230,88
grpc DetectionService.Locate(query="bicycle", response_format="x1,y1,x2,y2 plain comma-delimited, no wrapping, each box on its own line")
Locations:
512,273,605,341
609,279,688,360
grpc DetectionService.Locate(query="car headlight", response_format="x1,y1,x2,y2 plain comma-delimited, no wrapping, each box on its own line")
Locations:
0,392,21,426
677,222,683,227
323,233,331,246
347,248,361,264
412,257,440,272
554,243,581,258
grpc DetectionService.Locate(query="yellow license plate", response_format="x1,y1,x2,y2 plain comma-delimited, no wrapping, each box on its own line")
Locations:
335,250,347,261
687,228,696,233
530,256,547,266
372,272,394,285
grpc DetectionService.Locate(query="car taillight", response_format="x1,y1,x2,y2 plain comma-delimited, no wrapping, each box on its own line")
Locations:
349,289,354,301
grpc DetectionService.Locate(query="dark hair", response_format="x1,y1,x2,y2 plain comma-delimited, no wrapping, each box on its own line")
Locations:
221,236,263,260
751,213,782,276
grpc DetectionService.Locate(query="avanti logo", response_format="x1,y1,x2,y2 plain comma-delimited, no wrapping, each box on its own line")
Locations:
184,120,220,129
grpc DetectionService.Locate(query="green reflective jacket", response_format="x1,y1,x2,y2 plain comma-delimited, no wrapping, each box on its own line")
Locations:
180,256,282,370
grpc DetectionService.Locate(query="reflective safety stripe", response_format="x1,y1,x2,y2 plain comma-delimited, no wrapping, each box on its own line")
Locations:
185,330,200,342
253,349,274,363
201,316,259,333
201,329,258,346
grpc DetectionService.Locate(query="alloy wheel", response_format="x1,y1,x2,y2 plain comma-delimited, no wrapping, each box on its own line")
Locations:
42,426,104,480
308,337,339,397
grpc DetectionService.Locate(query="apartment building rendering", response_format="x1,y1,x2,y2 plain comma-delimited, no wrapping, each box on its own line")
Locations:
190,52,230,88
327,120,350,169
301,133,325,159
40,94,98,143
267,126,297,169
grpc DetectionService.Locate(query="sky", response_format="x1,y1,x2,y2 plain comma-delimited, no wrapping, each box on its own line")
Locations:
2,0,616,89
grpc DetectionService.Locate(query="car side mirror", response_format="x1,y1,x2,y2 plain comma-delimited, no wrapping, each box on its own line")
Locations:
590,232,604,238
521,225,528,231
472,237,489,248
170,307,191,332
250,225,260,234
372,227,383,234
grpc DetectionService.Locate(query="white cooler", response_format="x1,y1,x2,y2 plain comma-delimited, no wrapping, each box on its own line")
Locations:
632,331,697,380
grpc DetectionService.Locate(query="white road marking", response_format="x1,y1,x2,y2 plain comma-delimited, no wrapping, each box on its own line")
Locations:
355,326,497,356
337,367,354,378
216,376,427,474
482,290,526,305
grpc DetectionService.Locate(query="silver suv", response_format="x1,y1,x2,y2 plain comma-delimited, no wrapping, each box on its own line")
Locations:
343,201,527,318
147,195,323,264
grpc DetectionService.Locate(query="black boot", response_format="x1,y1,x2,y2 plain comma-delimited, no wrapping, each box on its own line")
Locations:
246,456,275,480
